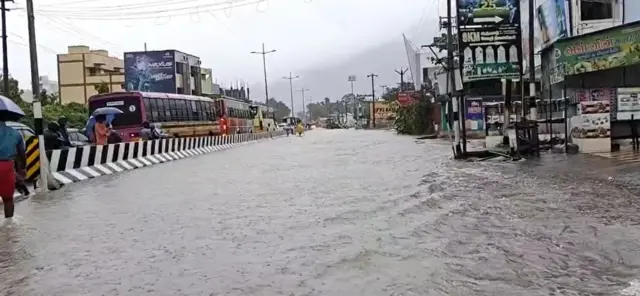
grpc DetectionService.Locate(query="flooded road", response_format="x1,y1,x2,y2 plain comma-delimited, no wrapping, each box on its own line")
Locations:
1,130,640,295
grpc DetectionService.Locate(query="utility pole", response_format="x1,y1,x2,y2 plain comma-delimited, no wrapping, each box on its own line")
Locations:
527,0,537,120
347,75,356,125
282,72,299,118
367,73,378,128
251,43,276,108
395,68,408,91
1,0,12,96
298,87,309,122
445,0,461,158
26,0,50,191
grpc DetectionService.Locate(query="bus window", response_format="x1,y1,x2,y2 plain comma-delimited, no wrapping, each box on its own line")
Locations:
162,99,171,122
177,100,186,121
185,100,194,121
89,95,143,128
149,98,159,122
143,98,152,121
156,99,167,122
167,99,177,121
195,101,204,121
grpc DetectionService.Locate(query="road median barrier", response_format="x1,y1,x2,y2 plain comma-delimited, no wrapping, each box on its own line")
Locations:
45,131,284,185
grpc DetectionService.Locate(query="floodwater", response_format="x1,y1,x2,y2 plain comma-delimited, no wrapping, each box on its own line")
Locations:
1,130,640,295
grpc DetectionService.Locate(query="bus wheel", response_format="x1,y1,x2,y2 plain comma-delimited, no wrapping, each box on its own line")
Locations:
173,133,180,138
208,131,214,136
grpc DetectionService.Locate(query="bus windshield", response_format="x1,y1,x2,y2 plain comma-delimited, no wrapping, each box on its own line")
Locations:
88,95,143,128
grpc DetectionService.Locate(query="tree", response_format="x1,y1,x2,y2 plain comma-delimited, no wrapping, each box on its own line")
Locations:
266,98,291,121
38,90,59,106
0,75,24,101
94,81,110,94
392,92,435,135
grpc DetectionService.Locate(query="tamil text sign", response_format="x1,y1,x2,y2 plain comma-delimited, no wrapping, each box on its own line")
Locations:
555,23,640,76
456,0,522,82
124,51,176,93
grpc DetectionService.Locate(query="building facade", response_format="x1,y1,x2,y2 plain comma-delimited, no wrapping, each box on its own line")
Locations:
201,68,213,95
123,50,203,95
39,75,58,94
538,0,639,153
57,45,125,104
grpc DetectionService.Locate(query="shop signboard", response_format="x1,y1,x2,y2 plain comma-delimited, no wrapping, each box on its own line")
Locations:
555,23,640,76
456,0,522,82
536,0,569,49
614,87,640,120
465,97,484,131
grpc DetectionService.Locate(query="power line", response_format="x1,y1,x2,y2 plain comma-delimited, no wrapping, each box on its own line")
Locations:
40,0,199,10
34,0,264,20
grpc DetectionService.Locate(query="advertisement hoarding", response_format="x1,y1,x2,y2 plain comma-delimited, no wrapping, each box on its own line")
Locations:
456,0,522,82
536,0,569,49
614,87,640,120
124,51,176,93
465,97,484,131
555,23,640,76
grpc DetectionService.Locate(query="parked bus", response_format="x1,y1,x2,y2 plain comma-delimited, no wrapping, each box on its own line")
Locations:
88,91,220,142
214,96,254,134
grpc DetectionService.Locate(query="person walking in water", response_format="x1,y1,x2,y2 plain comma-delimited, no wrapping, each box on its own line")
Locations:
0,117,25,218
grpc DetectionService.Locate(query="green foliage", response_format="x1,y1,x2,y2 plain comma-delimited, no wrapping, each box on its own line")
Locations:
94,81,110,94
266,98,291,121
391,93,435,135
3,76,88,129
305,97,343,121
381,82,416,101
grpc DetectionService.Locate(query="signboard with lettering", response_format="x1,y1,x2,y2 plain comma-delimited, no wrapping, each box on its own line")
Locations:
124,50,177,93
465,97,484,131
456,0,522,82
555,23,640,76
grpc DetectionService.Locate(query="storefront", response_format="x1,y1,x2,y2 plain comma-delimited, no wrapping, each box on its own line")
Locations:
543,20,640,153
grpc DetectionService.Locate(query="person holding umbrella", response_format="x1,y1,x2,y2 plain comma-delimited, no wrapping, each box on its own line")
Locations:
0,95,27,218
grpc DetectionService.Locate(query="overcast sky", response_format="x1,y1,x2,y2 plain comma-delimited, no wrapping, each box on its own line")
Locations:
4,0,446,100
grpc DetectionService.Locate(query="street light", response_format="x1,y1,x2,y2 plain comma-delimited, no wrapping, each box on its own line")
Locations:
298,87,309,122
282,72,299,119
250,43,276,108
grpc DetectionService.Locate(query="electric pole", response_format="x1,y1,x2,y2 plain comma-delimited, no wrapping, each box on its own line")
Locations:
1,0,12,96
445,0,461,158
298,87,309,122
367,73,378,128
282,72,299,119
395,68,408,91
26,0,49,190
250,43,276,108
528,0,537,120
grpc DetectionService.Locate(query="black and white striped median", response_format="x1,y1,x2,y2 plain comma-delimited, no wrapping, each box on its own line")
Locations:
46,131,284,185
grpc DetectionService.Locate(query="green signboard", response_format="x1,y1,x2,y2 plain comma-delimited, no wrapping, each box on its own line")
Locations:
555,24,640,75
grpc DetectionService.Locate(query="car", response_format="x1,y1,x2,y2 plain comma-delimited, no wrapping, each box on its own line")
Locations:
66,128,91,146
6,121,36,142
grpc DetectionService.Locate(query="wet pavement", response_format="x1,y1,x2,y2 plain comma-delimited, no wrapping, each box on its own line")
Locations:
2,130,640,295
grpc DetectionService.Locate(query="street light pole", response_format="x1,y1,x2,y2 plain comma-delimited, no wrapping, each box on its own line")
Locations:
298,87,309,122
367,73,378,128
282,72,299,119
250,43,276,108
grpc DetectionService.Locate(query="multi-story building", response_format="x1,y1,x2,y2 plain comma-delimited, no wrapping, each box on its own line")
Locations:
39,75,58,94
57,45,124,104
123,50,203,95
201,68,213,95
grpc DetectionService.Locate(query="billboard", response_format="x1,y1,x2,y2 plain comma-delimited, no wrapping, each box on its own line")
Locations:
536,0,569,49
456,0,522,82
555,23,640,76
124,51,176,93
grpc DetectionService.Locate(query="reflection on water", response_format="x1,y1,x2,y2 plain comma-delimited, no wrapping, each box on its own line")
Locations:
0,130,640,295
